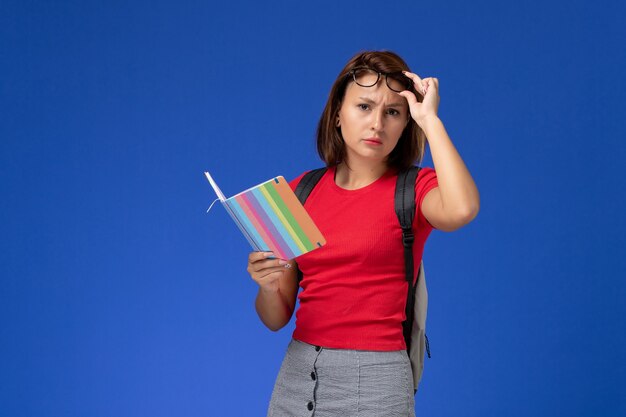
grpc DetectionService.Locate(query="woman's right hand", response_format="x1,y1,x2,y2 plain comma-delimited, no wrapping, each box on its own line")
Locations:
247,251,292,293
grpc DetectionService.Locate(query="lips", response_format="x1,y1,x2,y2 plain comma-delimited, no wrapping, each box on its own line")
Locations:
363,137,382,145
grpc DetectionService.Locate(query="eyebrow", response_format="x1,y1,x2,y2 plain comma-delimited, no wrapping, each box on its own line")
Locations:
358,97,405,107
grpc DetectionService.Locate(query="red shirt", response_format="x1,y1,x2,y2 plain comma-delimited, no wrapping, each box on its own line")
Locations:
288,166,439,351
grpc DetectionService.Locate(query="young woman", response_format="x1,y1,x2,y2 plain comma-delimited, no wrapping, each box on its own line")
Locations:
247,50,480,417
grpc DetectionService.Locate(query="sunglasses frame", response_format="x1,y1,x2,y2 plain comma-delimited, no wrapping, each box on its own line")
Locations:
347,66,415,93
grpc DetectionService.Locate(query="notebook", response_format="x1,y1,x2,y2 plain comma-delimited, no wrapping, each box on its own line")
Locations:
204,171,326,260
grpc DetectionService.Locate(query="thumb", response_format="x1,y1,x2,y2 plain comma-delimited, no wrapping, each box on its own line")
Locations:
398,90,420,107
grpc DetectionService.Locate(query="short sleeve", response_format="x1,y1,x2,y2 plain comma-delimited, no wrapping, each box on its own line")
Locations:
415,167,439,229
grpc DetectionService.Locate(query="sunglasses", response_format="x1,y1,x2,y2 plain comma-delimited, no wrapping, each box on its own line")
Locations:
347,67,415,93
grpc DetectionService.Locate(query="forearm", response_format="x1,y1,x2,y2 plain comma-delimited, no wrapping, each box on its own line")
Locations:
422,116,480,219
255,287,293,331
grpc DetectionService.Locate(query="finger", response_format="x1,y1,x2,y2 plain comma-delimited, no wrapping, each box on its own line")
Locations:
398,90,420,107
249,257,291,273
259,266,287,277
421,78,431,94
423,77,438,91
248,251,274,263
402,71,426,95
256,269,286,283
402,70,423,85
254,271,284,288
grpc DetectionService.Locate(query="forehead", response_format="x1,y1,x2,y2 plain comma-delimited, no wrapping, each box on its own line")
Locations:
343,80,407,103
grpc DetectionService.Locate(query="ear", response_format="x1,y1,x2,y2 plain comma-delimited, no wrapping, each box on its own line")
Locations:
336,115,341,127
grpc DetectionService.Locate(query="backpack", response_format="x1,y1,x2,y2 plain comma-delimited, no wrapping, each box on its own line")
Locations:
293,166,431,395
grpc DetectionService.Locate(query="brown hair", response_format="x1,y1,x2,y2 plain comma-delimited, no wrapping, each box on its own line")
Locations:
316,50,426,170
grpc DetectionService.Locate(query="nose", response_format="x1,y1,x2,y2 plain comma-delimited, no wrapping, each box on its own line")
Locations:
371,108,384,131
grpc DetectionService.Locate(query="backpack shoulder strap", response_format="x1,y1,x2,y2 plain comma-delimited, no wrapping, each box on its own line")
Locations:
294,168,327,282
294,168,327,205
394,166,421,351
395,165,421,282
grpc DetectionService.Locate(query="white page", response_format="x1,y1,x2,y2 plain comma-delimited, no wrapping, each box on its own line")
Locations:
204,171,226,201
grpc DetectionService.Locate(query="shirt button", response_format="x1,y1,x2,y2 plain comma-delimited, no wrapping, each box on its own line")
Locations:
315,346,321,351
307,401,314,411
310,371,316,380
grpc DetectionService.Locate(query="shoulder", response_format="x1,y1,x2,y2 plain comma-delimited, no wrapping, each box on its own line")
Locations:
415,166,437,184
288,167,329,192
392,166,438,195
414,166,439,198
410,166,439,229
288,171,309,192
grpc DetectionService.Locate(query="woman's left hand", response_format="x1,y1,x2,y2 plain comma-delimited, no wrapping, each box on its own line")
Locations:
398,71,440,128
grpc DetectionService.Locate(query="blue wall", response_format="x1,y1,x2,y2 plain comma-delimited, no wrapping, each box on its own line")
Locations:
1,1,625,415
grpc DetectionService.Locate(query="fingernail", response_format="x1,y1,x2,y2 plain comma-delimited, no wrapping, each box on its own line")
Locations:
278,259,288,265
264,252,274,257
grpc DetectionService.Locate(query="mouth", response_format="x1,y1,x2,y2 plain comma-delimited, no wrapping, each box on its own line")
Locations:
363,137,383,145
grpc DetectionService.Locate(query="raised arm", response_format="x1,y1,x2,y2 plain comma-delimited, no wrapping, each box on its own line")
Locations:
399,74,480,231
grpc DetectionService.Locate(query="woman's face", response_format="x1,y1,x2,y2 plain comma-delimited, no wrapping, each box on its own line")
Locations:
337,74,409,166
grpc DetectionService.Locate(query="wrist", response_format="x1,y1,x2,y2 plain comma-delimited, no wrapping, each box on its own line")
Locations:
419,115,442,136
260,285,281,295
419,114,440,127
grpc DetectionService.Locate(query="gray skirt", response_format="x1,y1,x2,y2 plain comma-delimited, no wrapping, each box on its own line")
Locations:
267,339,416,417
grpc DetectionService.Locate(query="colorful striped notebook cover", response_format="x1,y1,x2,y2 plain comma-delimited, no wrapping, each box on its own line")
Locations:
204,171,326,260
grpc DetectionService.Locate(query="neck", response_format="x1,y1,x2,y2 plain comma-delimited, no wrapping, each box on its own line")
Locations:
334,159,389,190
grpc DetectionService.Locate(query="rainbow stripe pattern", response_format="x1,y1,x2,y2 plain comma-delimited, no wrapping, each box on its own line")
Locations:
222,176,325,260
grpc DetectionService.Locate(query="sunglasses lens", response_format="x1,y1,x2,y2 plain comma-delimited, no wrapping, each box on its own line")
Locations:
352,68,412,92
352,68,379,87
386,73,412,92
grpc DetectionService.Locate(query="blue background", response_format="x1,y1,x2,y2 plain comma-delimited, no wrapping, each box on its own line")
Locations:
1,1,625,416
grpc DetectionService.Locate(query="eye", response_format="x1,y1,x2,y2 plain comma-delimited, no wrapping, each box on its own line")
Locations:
357,103,370,111
387,108,401,116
